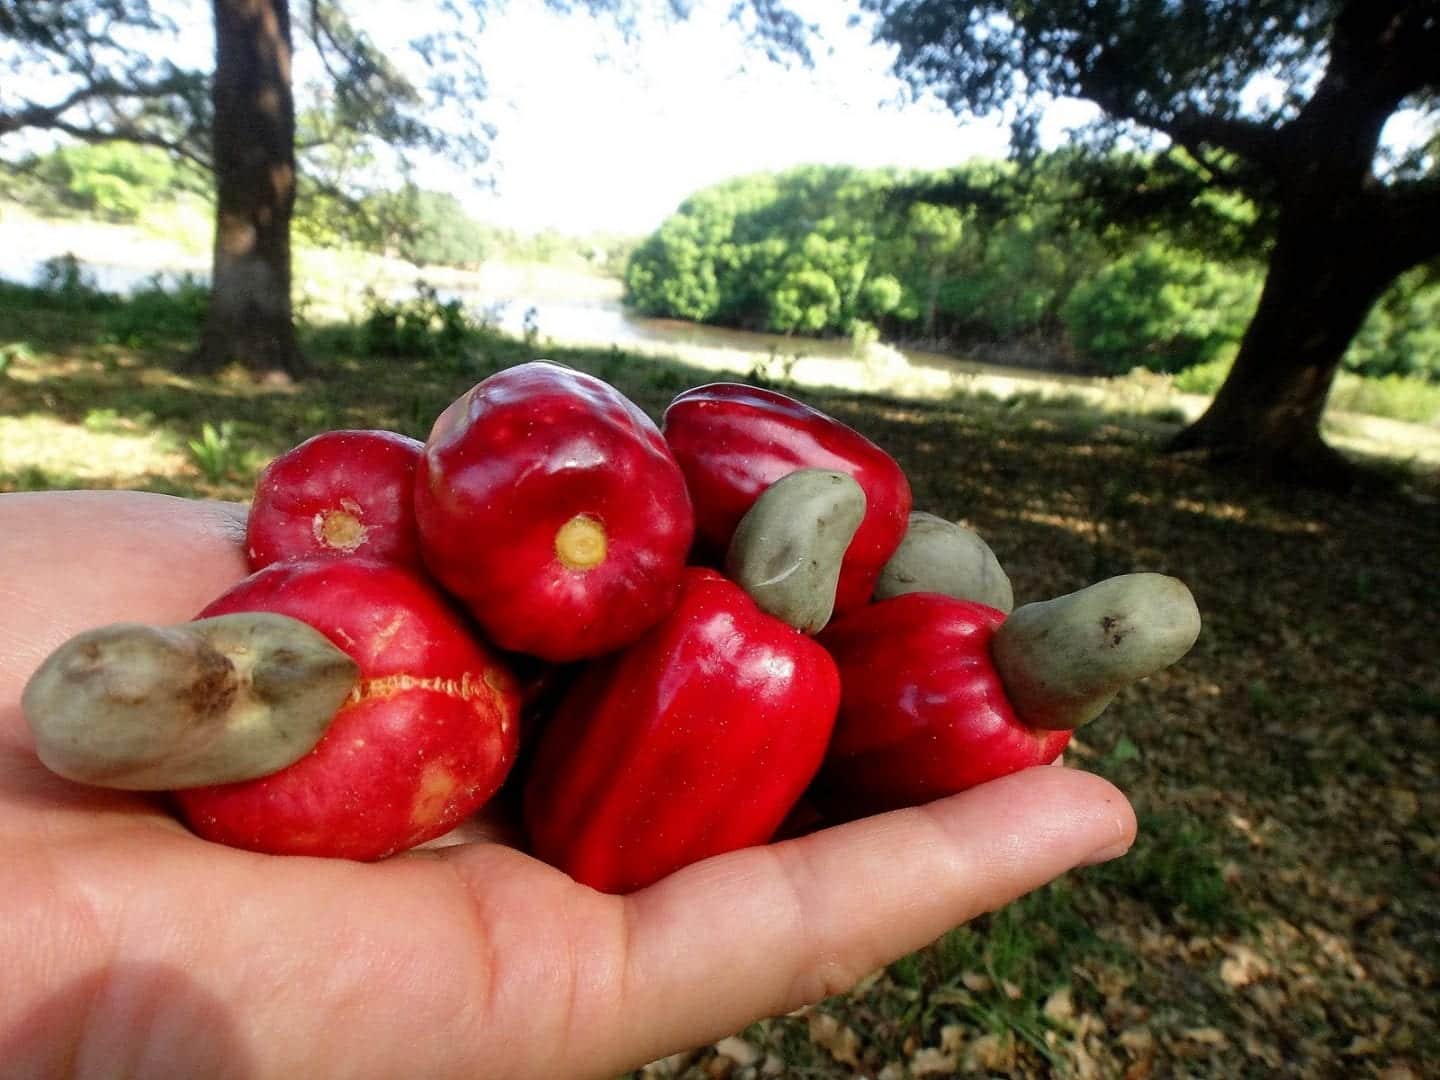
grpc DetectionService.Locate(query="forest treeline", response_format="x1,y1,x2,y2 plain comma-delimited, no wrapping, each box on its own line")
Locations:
622,159,1440,381
10,142,1439,385
4,141,636,276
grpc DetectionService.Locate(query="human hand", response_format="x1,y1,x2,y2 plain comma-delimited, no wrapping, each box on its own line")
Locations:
0,490,1135,1079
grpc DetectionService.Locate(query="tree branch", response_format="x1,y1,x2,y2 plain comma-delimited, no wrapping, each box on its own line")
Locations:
1162,112,1289,176
0,82,107,137
44,119,211,173
0,75,203,148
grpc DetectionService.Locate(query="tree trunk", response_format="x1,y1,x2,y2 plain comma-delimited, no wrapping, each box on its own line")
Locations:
192,0,302,374
1168,200,1403,486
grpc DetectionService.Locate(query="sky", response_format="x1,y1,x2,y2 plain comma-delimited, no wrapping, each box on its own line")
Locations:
12,0,1430,238
360,1,1098,236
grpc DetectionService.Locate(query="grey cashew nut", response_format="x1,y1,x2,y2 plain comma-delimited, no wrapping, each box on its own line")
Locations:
23,612,358,789
725,469,867,633
875,511,1014,612
991,573,1200,730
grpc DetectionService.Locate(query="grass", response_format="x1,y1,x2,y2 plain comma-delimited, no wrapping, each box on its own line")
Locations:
1176,352,1440,426
3,282,1439,1079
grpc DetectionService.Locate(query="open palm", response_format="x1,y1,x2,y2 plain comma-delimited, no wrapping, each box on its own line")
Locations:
0,492,1135,1079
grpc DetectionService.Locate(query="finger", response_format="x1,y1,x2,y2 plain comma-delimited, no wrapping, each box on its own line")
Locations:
587,766,1134,1076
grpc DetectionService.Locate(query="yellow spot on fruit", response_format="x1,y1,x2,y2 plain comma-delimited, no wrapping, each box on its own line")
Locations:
315,500,368,553
555,514,607,571
411,761,459,827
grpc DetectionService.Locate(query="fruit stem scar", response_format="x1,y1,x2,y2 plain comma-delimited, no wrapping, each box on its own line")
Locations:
315,500,368,553
555,513,607,571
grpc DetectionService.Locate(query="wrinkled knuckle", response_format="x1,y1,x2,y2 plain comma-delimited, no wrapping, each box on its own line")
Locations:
786,955,873,1012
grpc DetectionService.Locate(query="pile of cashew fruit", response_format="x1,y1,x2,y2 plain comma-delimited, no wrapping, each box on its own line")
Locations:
24,362,1200,893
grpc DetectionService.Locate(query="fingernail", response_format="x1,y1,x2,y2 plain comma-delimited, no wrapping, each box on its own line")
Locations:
1080,839,1133,867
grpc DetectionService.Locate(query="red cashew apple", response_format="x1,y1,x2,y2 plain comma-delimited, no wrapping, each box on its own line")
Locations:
523,568,841,893
415,362,695,661
812,576,1199,820
173,557,522,860
662,382,911,616
246,429,425,570
813,594,1060,820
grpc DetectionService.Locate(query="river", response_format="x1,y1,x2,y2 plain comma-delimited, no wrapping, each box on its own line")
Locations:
5,242,1098,404
10,235,1439,466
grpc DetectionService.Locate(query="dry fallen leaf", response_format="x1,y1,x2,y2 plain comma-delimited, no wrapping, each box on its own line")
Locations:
1220,943,1271,987
1180,1027,1231,1048
1044,985,1077,1023
908,1047,958,1076
807,1011,862,1067
712,1037,761,1069
966,1032,1013,1071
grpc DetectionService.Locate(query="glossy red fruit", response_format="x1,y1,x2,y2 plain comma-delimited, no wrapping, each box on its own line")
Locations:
246,429,425,570
812,593,1070,821
662,382,910,615
415,361,694,662
173,558,521,860
523,568,841,894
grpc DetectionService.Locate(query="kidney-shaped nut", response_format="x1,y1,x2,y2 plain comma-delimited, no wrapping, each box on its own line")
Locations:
991,572,1201,730
22,612,358,790
874,511,1014,612
725,468,867,634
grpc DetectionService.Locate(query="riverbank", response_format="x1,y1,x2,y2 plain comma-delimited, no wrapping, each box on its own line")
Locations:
4,205,1437,468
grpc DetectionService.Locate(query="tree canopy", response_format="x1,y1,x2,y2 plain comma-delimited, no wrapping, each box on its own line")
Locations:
845,0,1440,481
2,0,515,197
625,158,1440,380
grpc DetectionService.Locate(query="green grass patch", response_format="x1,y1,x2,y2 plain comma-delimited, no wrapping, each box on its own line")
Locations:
1090,810,1240,928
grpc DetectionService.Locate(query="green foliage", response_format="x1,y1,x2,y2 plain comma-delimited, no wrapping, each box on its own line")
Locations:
1328,372,1440,426
357,283,482,366
769,267,842,334
187,421,241,484
1172,352,1236,395
624,156,1295,370
0,0,603,194
624,161,1109,344
296,182,491,269
32,254,111,308
293,170,635,275
101,274,210,348
25,143,192,222
1344,266,1440,381
392,189,488,268
1061,243,1262,374
861,1,1371,164
0,340,37,375
1094,811,1239,927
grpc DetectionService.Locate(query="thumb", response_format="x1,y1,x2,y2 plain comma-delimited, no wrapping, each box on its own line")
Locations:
574,765,1135,1077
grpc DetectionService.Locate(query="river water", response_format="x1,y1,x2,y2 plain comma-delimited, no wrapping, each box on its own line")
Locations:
5,250,1091,402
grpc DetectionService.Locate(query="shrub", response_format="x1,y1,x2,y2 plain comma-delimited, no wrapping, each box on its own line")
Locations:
1344,267,1440,381
102,274,210,348
32,254,115,310
27,143,187,223
768,268,841,334
358,283,478,363
1062,242,1261,374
